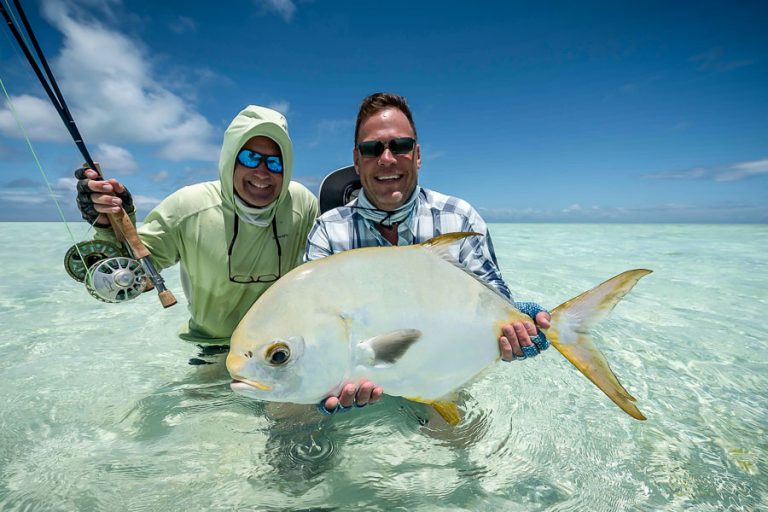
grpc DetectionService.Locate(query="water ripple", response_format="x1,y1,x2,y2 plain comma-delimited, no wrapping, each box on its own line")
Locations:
2,224,768,510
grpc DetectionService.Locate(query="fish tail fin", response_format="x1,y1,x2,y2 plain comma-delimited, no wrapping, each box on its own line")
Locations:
547,269,652,421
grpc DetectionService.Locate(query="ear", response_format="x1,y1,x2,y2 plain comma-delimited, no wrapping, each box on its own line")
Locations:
353,147,361,175
415,143,421,173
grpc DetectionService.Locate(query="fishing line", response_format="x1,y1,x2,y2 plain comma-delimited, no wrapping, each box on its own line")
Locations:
0,76,93,234
1,0,97,169
1,0,176,306
0,5,97,278
0,0,36,83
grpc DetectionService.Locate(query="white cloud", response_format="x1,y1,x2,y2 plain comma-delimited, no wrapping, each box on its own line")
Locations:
562,203,582,213
0,95,70,141
643,167,707,180
169,16,197,34
255,0,297,22
0,190,48,205
150,170,169,183
690,47,754,73
0,0,220,162
421,149,445,162
55,176,78,193
478,201,768,223
268,100,290,115
309,118,354,147
644,159,768,182
132,194,163,210
715,159,768,182
94,143,138,175
45,170,164,211
0,176,73,204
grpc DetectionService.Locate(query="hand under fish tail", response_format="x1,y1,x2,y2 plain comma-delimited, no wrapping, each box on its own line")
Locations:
545,269,652,421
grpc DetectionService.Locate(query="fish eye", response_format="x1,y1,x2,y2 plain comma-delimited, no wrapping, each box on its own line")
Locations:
265,343,290,366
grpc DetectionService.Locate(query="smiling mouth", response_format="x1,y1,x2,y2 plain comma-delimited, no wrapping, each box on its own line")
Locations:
246,180,271,189
375,175,402,182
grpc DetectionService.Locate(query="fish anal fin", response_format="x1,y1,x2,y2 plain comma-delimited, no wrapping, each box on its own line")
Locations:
431,401,462,426
405,395,462,426
359,329,421,366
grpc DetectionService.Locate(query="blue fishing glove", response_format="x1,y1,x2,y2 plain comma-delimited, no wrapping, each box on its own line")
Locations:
514,301,551,354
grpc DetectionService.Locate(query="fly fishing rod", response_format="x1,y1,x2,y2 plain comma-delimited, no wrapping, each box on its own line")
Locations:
1,0,176,307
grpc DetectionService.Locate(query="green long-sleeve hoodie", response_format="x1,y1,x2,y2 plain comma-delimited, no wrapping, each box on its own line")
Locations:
97,106,318,344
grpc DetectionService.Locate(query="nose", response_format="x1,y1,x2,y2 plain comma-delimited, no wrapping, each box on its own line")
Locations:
378,146,397,165
250,161,272,176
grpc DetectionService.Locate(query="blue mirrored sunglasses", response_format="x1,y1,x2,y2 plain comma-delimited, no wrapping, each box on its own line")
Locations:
237,149,284,173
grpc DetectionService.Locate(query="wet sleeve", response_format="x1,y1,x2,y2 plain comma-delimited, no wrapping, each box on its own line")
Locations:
136,205,181,272
459,210,514,301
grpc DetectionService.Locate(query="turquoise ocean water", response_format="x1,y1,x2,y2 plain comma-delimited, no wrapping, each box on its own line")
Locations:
0,222,766,511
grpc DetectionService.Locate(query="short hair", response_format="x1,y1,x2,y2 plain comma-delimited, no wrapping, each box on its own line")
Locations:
354,92,417,144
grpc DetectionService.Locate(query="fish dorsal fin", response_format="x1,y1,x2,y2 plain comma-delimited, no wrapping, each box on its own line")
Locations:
421,231,512,304
405,395,462,426
420,232,481,259
357,329,422,367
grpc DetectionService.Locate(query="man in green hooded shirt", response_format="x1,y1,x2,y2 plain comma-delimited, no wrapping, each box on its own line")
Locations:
75,105,318,345
77,105,389,412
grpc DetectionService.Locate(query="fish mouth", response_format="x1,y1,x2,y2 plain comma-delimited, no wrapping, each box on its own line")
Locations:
230,377,272,392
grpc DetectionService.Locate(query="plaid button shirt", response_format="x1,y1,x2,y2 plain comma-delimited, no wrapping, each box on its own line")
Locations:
304,187,514,301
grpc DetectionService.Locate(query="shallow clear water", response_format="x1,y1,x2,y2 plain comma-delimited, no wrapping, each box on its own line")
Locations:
1,222,766,511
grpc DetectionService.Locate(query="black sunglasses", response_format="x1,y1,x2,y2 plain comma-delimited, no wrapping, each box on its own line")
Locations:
356,137,416,158
228,217,282,284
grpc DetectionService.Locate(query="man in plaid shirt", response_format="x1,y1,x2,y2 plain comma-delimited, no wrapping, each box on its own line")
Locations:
308,93,551,415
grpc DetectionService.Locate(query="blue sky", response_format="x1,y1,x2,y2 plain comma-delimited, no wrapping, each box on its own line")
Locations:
0,0,766,222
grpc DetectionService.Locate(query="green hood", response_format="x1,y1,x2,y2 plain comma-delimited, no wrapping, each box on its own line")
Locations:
218,105,293,214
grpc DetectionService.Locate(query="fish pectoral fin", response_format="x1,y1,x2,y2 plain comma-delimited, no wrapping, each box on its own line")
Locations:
359,329,422,366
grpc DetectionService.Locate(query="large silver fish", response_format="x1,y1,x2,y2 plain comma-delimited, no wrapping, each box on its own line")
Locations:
227,233,650,424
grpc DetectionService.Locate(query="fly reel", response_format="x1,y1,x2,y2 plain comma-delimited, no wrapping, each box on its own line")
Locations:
64,240,147,303
85,256,148,303
64,240,125,282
